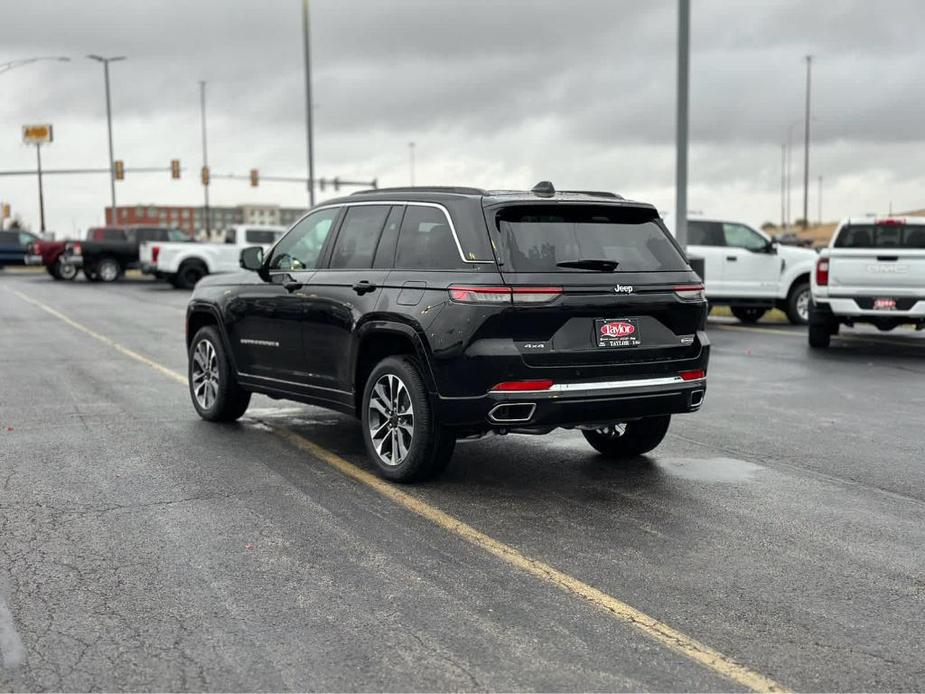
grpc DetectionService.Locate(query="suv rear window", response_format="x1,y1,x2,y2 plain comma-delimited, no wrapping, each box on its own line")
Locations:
834,224,925,248
494,204,687,272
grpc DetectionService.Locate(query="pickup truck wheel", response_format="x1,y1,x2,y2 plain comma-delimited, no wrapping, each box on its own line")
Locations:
97,257,121,283
47,264,60,279
785,282,811,325
188,326,251,422
583,416,671,459
55,259,78,281
731,306,766,324
176,261,207,290
362,356,455,483
808,322,831,349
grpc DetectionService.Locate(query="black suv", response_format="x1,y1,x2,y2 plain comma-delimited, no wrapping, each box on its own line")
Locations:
186,183,709,482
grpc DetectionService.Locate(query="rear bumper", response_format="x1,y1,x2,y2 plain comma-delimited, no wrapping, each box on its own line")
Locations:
815,296,925,320
436,375,706,429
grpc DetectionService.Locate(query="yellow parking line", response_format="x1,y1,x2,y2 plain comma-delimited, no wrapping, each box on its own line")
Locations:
13,289,788,693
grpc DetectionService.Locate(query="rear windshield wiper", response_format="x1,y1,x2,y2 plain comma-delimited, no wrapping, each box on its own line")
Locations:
555,258,619,272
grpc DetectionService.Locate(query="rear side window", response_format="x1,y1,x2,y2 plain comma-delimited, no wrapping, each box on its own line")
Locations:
395,205,464,269
330,205,390,269
835,224,925,248
245,229,280,245
495,205,688,273
688,221,725,246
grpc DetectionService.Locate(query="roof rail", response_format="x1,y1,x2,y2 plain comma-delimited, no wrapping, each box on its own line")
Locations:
351,186,488,196
560,190,624,199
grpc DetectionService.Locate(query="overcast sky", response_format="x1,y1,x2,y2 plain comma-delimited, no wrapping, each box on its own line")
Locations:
2,0,925,236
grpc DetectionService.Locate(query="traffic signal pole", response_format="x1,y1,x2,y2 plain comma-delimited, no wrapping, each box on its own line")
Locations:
200,80,211,236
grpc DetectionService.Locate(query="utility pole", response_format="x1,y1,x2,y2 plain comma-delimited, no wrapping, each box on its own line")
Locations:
88,55,125,222
674,0,690,249
802,55,812,229
36,144,46,232
199,80,210,236
302,0,316,207
780,144,786,229
817,175,822,225
409,142,415,185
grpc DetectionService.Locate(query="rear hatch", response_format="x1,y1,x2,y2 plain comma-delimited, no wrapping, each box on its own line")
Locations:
828,223,925,293
482,202,704,369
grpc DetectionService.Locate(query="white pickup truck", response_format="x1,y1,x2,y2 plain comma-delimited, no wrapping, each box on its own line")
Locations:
676,217,818,324
809,217,925,347
140,224,286,289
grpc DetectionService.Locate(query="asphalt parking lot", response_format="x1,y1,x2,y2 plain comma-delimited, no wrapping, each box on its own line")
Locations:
2,272,924,692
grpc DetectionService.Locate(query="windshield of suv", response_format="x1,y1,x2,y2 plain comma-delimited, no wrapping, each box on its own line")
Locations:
834,224,925,248
495,204,688,272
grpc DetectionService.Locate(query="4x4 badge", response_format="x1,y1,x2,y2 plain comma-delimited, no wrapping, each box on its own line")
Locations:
613,285,634,294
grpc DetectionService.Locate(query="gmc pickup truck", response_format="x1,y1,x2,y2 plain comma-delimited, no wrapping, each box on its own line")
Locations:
809,217,925,348
140,224,285,289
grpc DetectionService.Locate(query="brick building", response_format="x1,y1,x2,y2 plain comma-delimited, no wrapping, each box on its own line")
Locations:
105,203,307,236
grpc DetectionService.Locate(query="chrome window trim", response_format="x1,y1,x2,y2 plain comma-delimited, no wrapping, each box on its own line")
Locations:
280,200,493,265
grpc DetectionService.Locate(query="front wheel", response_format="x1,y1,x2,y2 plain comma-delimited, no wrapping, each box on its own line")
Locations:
361,356,455,482
55,259,78,281
731,306,767,324
96,257,122,283
188,326,251,422
583,416,671,459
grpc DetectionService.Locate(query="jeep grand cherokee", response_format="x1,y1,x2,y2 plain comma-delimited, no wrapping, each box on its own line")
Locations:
185,182,709,482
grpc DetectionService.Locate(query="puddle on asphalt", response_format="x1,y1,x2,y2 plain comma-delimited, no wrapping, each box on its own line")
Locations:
654,456,764,483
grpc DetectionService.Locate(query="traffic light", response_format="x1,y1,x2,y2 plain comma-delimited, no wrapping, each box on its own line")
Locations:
114,160,125,180
333,177,340,191
170,159,181,179
201,166,210,185
250,169,259,187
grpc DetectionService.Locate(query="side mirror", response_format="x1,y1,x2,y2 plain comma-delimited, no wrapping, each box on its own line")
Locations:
240,246,264,271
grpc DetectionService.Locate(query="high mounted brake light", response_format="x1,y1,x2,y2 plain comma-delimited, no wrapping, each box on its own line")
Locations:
674,284,705,301
816,258,829,286
875,218,905,226
448,285,562,304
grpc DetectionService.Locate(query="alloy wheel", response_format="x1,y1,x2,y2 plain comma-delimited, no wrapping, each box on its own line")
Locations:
796,288,811,323
367,374,415,467
57,261,78,280
99,260,119,282
191,339,219,410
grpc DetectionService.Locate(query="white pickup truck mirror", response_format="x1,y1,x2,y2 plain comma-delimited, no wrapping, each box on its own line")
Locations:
239,246,264,272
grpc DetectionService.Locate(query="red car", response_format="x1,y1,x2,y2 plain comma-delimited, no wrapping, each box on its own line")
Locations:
25,237,78,280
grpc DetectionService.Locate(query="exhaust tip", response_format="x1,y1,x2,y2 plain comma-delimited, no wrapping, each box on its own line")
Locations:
690,389,705,408
488,402,536,424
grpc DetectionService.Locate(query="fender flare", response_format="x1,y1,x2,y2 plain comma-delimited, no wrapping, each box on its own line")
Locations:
186,302,240,374
351,318,438,393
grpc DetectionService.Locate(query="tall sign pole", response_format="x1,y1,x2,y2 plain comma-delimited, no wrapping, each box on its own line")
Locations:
802,55,812,229
23,124,53,233
87,56,126,222
675,0,690,249
302,0,316,207
36,144,46,232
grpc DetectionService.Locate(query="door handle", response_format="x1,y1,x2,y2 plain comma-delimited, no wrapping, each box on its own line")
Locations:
352,280,377,295
725,256,738,262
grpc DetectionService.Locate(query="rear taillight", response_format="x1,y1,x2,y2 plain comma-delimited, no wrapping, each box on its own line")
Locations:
152,245,160,263
448,285,562,305
70,242,82,255
490,379,555,392
680,369,706,381
815,258,829,286
674,283,705,301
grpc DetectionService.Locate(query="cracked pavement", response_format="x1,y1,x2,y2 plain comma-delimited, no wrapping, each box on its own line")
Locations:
1,274,925,691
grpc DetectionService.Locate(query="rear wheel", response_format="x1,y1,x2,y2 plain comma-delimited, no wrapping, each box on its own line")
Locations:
785,281,811,325
583,416,671,459
188,326,251,422
176,261,207,290
361,356,455,482
731,306,767,324
96,257,121,283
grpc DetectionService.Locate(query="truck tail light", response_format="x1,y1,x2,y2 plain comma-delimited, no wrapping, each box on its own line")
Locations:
674,284,705,301
448,286,562,305
816,258,829,286
680,369,706,381
152,245,160,263
70,242,82,256
490,379,555,392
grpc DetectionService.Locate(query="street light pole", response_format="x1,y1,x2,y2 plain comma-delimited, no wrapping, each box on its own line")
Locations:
802,55,813,229
35,144,46,232
302,0,316,207
780,144,785,229
88,55,125,223
409,142,415,185
817,175,823,225
674,0,690,250
199,80,211,236
0,56,70,76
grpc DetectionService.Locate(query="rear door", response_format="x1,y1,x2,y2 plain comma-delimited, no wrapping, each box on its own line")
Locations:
828,223,925,294
490,203,703,370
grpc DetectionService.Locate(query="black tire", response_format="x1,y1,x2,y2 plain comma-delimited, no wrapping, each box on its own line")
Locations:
808,322,831,349
731,306,767,324
785,281,811,325
47,264,60,279
188,326,251,422
96,256,122,283
582,416,671,459
361,356,455,482
176,261,207,290
55,259,78,281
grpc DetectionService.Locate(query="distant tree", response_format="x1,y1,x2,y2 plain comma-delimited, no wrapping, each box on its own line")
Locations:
8,217,23,230
794,218,808,228
760,221,777,231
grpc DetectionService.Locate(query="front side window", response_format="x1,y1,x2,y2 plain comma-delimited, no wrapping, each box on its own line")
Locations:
268,208,339,271
329,205,390,269
19,232,37,246
495,204,687,273
723,223,768,251
395,205,463,269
